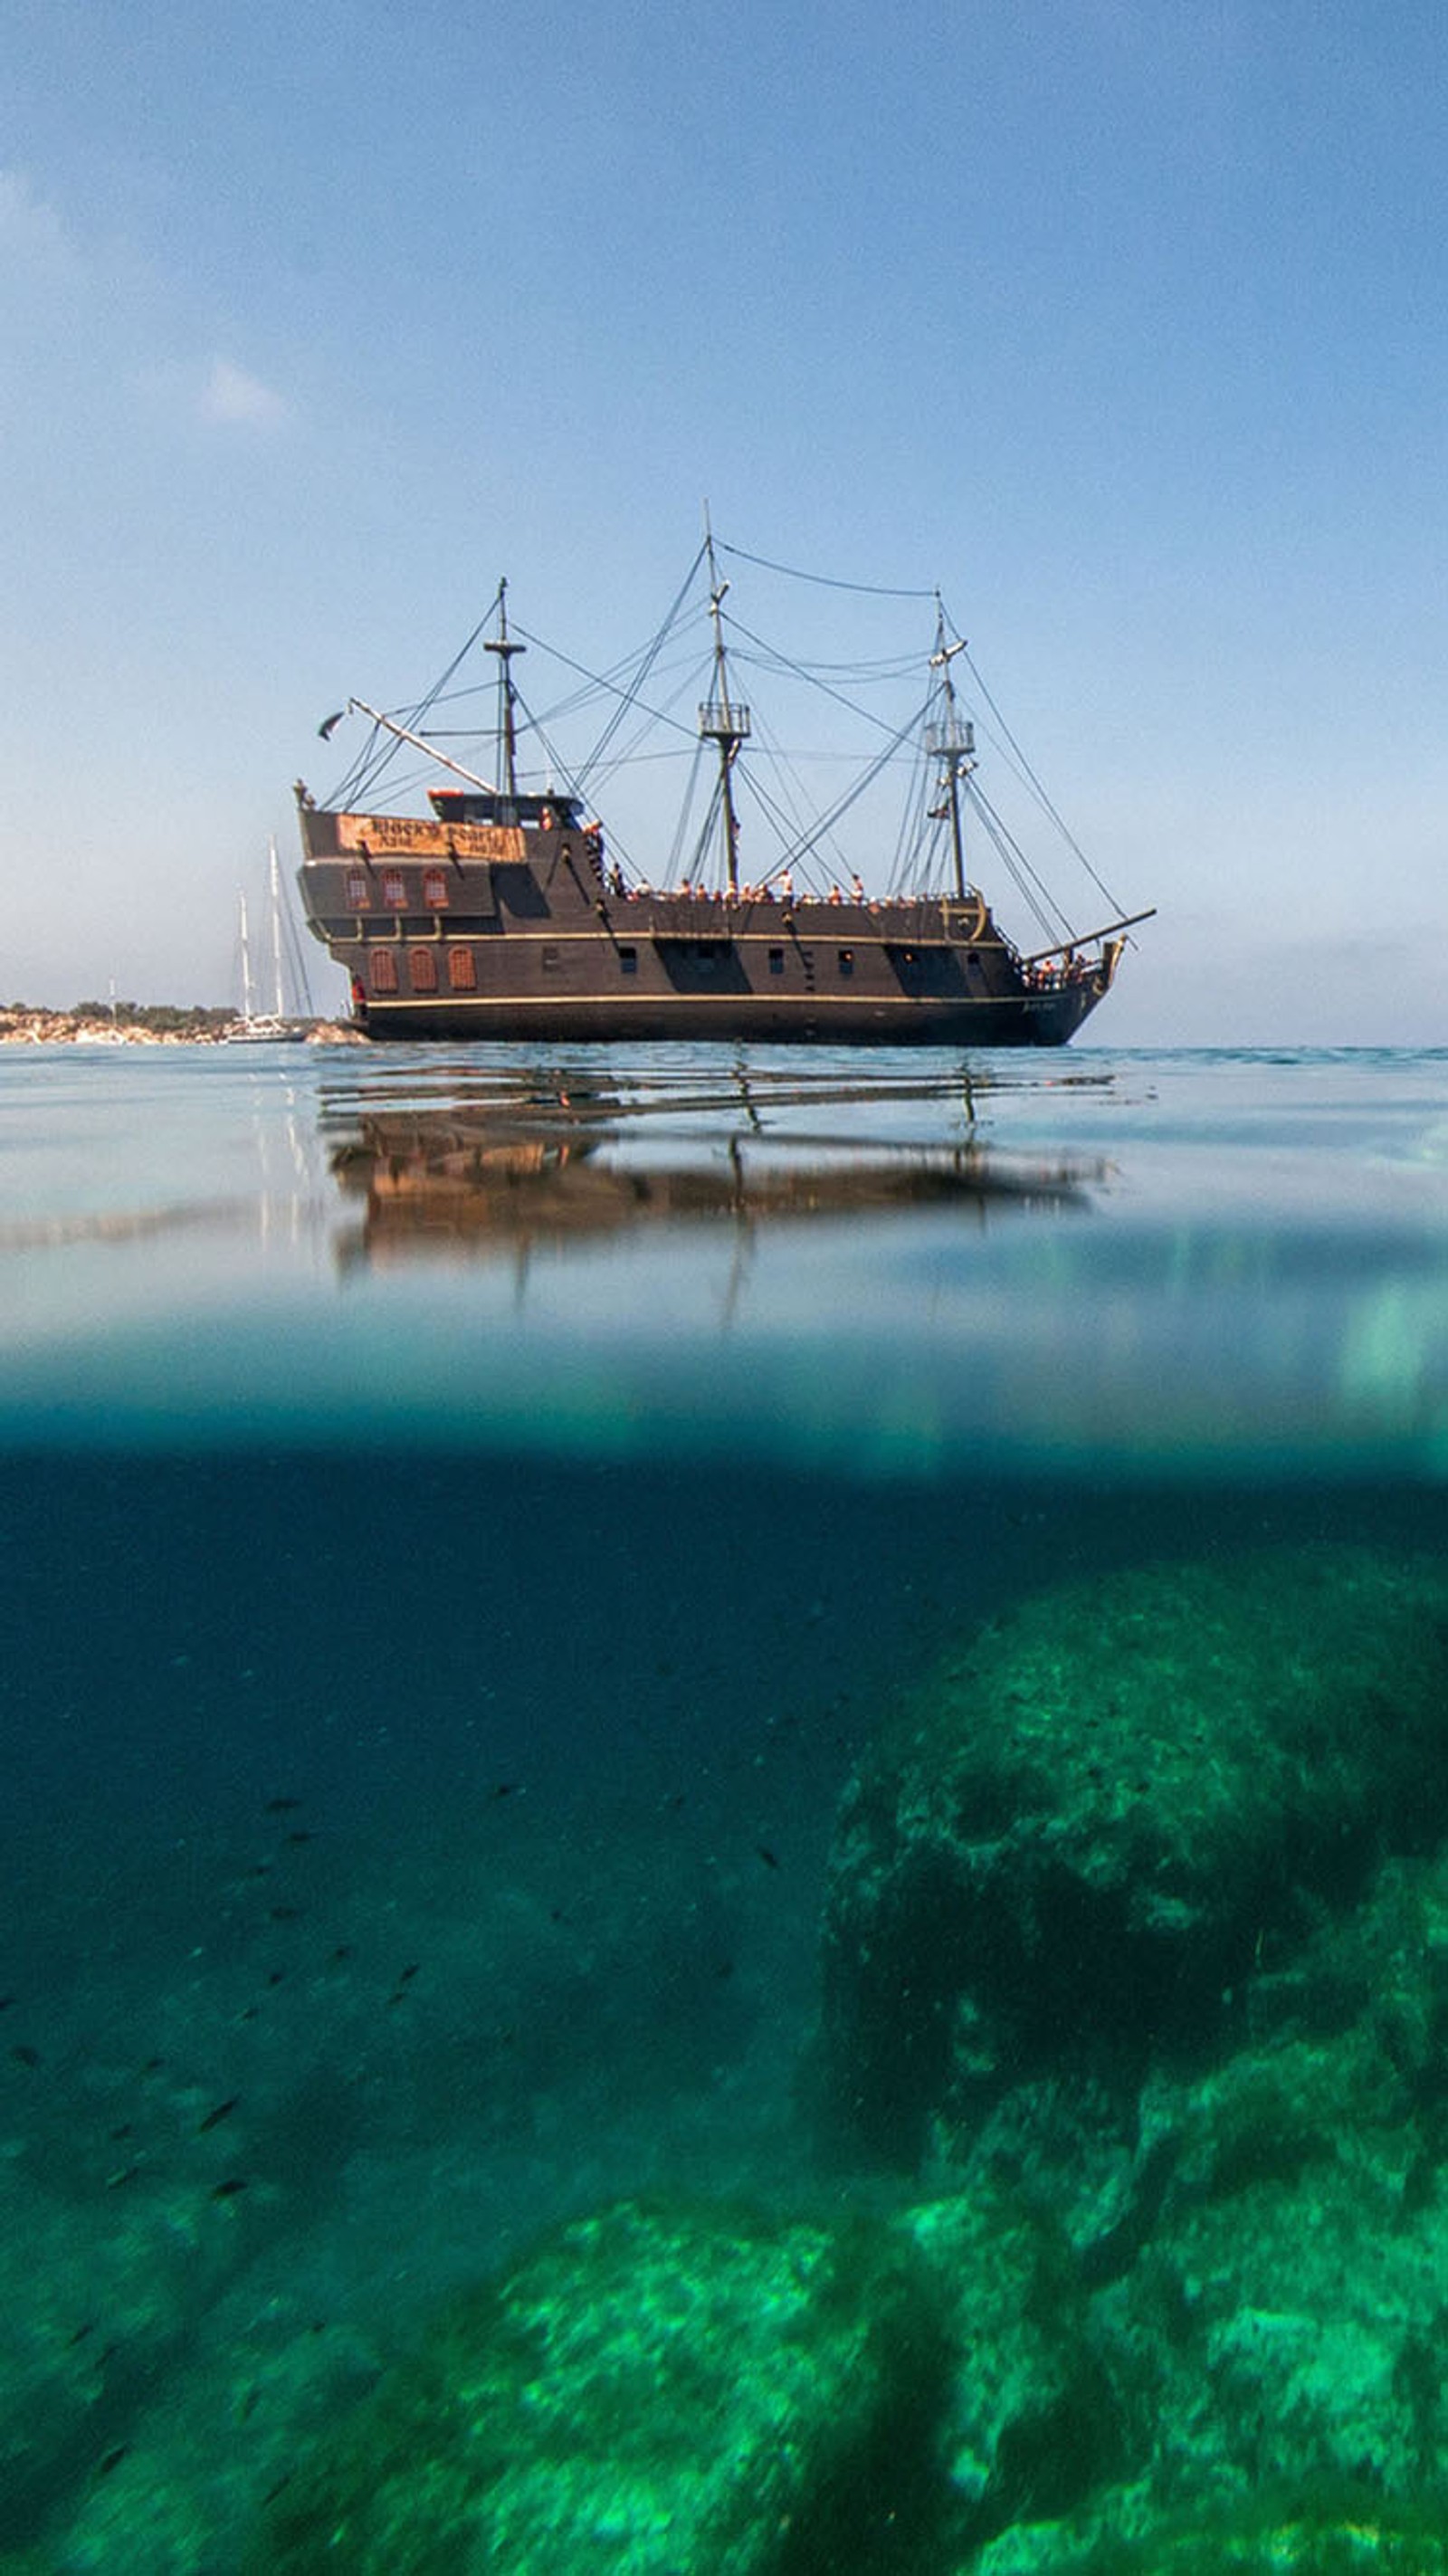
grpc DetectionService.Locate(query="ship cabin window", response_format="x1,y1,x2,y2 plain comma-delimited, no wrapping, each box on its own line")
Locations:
409,947,437,993
381,867,408,909
448,946,476,991
345,867,370,910
422,866,450,910
618,945,638,974
837,949,855,976
767,948,785,974
542,943,560,971
369,948,398,994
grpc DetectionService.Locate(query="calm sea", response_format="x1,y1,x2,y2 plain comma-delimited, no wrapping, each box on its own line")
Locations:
3,1041,1447,2568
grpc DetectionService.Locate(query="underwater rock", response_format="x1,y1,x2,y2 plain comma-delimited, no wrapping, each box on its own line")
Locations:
247,2197,954,2571
900,2175,1125,2546
821,1548,1448,2164
976,2492,1448,2571
1080,1847,1448,2514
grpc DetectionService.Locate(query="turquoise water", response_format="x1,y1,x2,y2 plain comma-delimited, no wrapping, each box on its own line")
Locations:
4,1044,1448,2569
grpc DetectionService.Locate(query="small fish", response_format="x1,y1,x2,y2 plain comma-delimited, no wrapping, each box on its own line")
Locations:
198,2094,241,2133
109,2123,134,2142
284,1829,317,1845
10,2042,42,2068
96,2446,129,2479
210,2177,248,2200
490,1781,522,1801
396,1962,420,1984
327,1945,353,1966
268,1905,303,1922
0,1994,15,2011
104,2161,142,2191
264,1798,302,1814
262,2472,295,2509
266,1969,286,1987
67,2321,97,2348
756,1845,781,1872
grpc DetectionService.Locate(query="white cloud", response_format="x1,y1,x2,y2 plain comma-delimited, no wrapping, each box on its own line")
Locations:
199,357,287,427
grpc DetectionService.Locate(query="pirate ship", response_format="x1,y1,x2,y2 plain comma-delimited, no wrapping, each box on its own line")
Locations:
294,533,1150,1044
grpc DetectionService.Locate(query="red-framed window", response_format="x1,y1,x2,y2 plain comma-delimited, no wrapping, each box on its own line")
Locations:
369,948,398,994
409,947,437,993
447,947,476,990
422,866,450,909
344,867,370,910
380,867,407,909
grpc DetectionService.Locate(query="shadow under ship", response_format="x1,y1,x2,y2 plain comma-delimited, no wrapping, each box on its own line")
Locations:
295,533,1152,1045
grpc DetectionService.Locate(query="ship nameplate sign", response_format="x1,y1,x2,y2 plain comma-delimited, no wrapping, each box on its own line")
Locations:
337,814,526,863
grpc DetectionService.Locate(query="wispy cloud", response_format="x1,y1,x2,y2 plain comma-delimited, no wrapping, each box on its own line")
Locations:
2,173,293,436
199,357,288,427
0,167,80,278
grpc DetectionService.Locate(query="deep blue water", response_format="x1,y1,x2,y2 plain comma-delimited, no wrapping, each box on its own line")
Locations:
3,1042,1448,2565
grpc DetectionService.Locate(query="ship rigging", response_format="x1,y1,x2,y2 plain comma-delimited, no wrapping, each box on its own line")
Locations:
294,533,1151,1045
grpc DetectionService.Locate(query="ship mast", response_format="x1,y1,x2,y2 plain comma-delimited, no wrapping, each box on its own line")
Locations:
485,579,526,814
698,526,750,896
925,608,976,902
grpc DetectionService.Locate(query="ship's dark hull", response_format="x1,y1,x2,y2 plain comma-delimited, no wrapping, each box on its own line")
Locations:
340,985,1104,1045
293,806,1124,1048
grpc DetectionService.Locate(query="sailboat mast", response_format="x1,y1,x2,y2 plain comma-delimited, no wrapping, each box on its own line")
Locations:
268,837,285,1019
484,579,526,811
238,893,255,1022
698,530,750,897
925,614,976,903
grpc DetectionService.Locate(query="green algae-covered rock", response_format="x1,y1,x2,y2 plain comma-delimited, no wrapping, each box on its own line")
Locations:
1076,1848,1448,2513
822,1548,1448,2162
901,2177,1125,2545
248,2199,952,2572
978,2491,1448,2571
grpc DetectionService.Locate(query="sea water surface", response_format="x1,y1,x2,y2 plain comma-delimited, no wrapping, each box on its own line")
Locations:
2,1043,1448,2569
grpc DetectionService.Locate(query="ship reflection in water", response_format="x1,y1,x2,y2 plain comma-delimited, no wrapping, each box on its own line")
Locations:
320,1062,1106,1274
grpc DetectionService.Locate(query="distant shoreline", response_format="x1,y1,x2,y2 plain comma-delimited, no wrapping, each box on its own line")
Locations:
0,1006,360,1047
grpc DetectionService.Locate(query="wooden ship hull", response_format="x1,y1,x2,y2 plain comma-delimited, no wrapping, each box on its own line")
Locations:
295,533,1149,1047
294,806,1129,1046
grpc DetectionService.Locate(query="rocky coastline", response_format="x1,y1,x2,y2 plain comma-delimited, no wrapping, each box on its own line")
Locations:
0,1003,359,1045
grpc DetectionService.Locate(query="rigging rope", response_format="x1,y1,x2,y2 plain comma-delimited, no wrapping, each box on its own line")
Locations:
956,641,1124,916
716,539,937,601
569,540,708,793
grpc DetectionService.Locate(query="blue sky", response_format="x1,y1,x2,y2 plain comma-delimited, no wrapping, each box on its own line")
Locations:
3,0,1446,1041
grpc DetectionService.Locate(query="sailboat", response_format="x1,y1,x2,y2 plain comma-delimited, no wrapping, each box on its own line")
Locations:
292,531,1151,1045
224,839,309,1043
